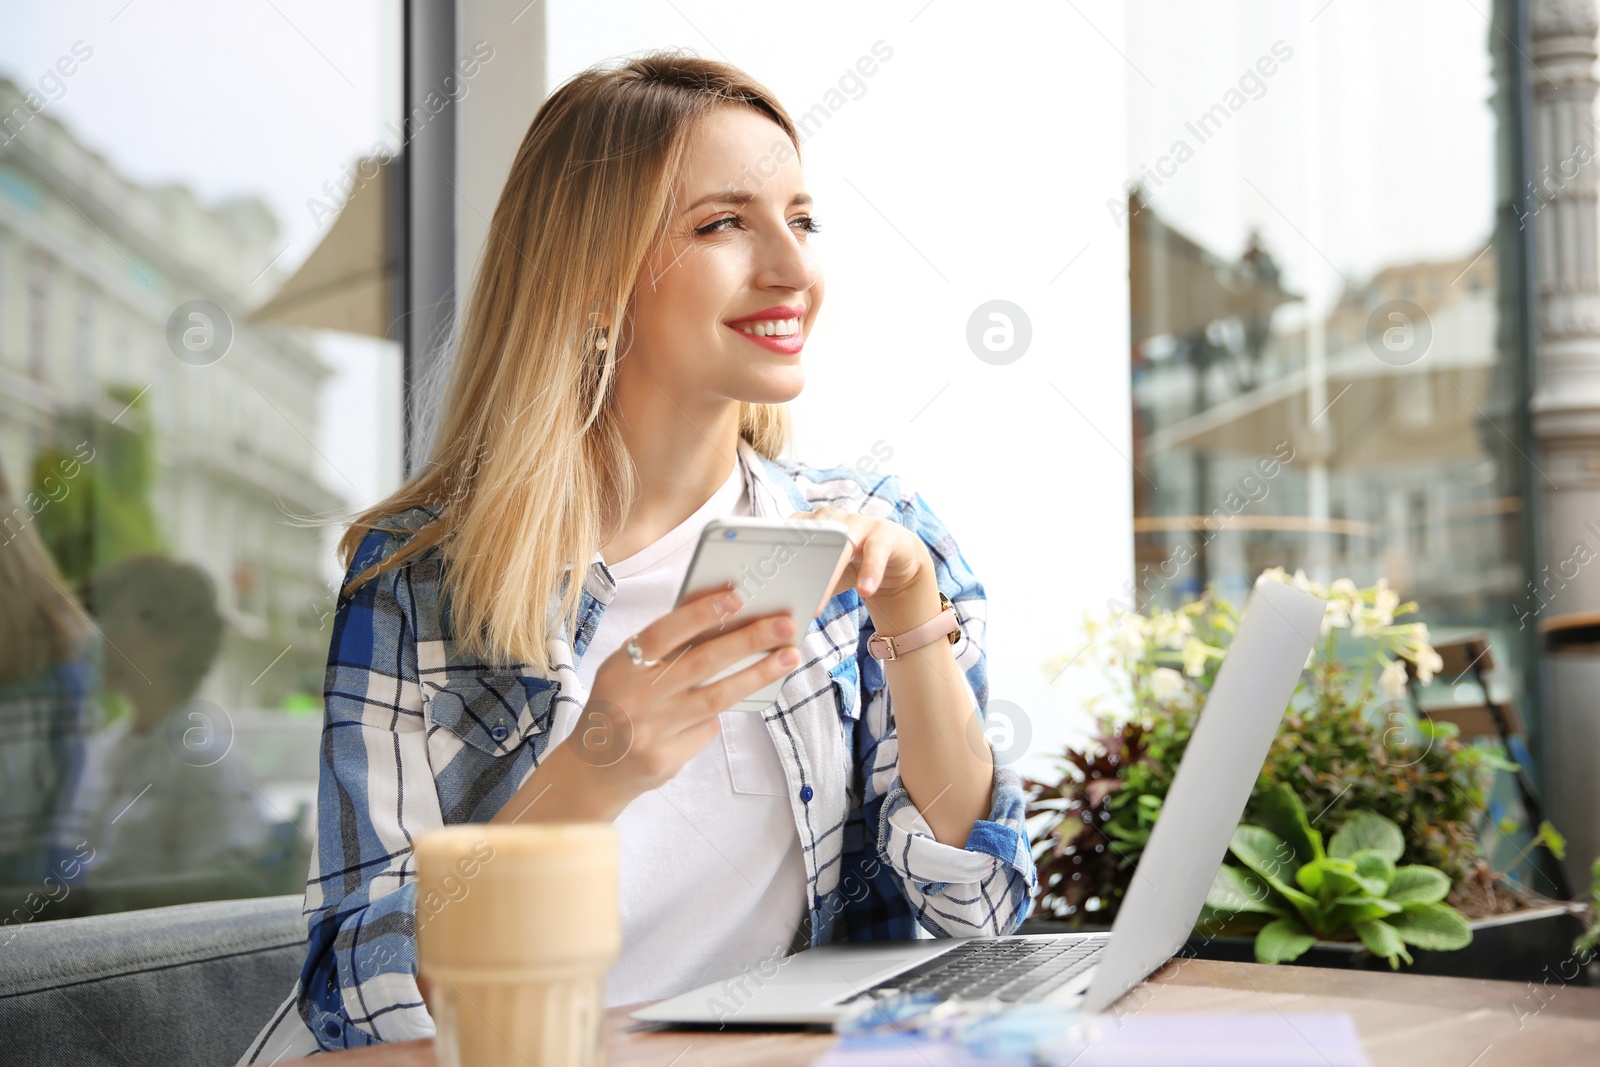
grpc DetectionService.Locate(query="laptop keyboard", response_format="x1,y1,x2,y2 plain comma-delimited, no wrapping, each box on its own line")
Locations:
848,936,1108,1004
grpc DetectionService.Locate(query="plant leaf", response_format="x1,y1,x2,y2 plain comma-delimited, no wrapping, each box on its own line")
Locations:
1351,851,1396,894
1195,905,1271,939
1295,860,1324,896
1388,902,1473,951
1230,825,1299,886
1329,811,1404,863
1229,826,1319,924
1324,897,1400,934
1255,918,1318,964
1317,862,1386,901
1256,782,1324,869
1386,866,1450,905
1354,919,1412,969
1328,896,1402,925
1478,750,1520,773
1535,820,1567,861
1105,822,1149,843
1207,864,1286,916
1416,718,1459,741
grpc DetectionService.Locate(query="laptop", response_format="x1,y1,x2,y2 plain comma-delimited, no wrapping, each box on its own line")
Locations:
630,575,1327,1025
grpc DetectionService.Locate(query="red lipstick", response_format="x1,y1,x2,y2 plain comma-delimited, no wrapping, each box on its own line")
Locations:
724,303,806,354
723,303,806,325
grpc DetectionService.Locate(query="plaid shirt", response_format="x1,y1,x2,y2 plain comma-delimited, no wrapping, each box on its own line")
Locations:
246,436,1035,1058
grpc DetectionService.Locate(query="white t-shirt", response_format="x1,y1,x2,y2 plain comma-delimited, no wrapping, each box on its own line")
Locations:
577,460,809,1007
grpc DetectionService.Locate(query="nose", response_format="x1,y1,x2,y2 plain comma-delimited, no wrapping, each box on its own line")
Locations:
754,218,821,295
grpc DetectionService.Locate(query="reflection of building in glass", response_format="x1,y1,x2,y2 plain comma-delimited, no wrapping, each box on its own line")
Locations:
1130,195,1519,651
0,75,343,710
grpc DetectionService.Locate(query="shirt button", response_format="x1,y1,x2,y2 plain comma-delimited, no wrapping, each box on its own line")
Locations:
489,723,510,743
799,785,813,802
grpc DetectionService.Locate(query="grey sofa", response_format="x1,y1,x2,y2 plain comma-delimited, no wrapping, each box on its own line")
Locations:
0,894,305,1067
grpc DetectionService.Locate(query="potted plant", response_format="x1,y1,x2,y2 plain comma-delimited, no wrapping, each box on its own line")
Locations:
1022,569,1587,982
1203,782,1472,968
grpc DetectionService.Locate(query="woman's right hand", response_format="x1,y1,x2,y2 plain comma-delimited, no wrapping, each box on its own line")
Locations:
495,585,800,824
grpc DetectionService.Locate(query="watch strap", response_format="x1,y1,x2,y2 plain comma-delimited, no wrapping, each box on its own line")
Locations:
867,591,960,661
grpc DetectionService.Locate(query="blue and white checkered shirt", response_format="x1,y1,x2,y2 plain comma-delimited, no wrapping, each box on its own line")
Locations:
241,436,1036,1060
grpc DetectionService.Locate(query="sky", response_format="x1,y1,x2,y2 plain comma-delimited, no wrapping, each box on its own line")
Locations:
1124,0,1497,319
1,0,399,270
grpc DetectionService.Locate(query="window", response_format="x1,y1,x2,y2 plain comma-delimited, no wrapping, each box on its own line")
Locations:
1126,3,1533,705
73,281,92,403
27,247,49,382
0,3,402,919
1408,487,1430,558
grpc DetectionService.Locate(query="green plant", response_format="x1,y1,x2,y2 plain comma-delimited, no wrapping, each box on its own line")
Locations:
1024,720,1150,921
1205,784,1473,968
33,389,164,587
1577,858,1600,958
281,692,321,716
1261,692,1496,886
1027,571,1499,927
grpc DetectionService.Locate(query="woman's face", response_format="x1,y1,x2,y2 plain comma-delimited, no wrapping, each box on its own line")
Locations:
619,106,823,409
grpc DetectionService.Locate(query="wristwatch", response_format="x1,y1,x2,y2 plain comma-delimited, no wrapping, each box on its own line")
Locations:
866,591,960,661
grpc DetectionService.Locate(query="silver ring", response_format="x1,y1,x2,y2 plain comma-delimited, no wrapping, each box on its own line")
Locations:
625,634,659,668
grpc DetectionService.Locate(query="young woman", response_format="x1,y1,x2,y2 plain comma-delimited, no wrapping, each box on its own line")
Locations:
244,50,1036,1060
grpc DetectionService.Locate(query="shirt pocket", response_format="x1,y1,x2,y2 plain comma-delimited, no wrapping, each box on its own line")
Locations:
829,655,861,722
719,710,790,797
422,670,559,757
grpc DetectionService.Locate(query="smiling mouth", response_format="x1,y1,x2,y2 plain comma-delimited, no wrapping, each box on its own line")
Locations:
726,322,804,352
725,316,802,338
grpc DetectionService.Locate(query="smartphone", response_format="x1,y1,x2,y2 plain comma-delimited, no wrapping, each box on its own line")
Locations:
673,516,854,712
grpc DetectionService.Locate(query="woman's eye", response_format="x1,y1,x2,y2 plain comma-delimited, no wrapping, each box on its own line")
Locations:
694,214,823,236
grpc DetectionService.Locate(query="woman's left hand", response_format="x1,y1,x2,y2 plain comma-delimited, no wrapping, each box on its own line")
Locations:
788,505,934,604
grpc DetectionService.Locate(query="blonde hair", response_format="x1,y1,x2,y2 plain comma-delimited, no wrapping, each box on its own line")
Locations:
338,50,799,672
0,459,89,686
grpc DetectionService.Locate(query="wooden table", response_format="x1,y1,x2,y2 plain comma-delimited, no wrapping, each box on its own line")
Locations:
276,959,1600,1065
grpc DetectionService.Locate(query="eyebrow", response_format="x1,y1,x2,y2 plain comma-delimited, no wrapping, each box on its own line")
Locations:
683,190,813,213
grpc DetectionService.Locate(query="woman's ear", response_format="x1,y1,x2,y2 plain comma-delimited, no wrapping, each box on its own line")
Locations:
586,311,612,351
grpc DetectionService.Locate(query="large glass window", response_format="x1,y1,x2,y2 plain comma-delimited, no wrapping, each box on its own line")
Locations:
0,2,402,920
1122,1,1534,862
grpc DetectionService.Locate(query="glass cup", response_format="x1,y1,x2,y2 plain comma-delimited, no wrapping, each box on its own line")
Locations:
414,823,620,1067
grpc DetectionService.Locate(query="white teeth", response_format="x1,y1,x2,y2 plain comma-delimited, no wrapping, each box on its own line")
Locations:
737,317,800,337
